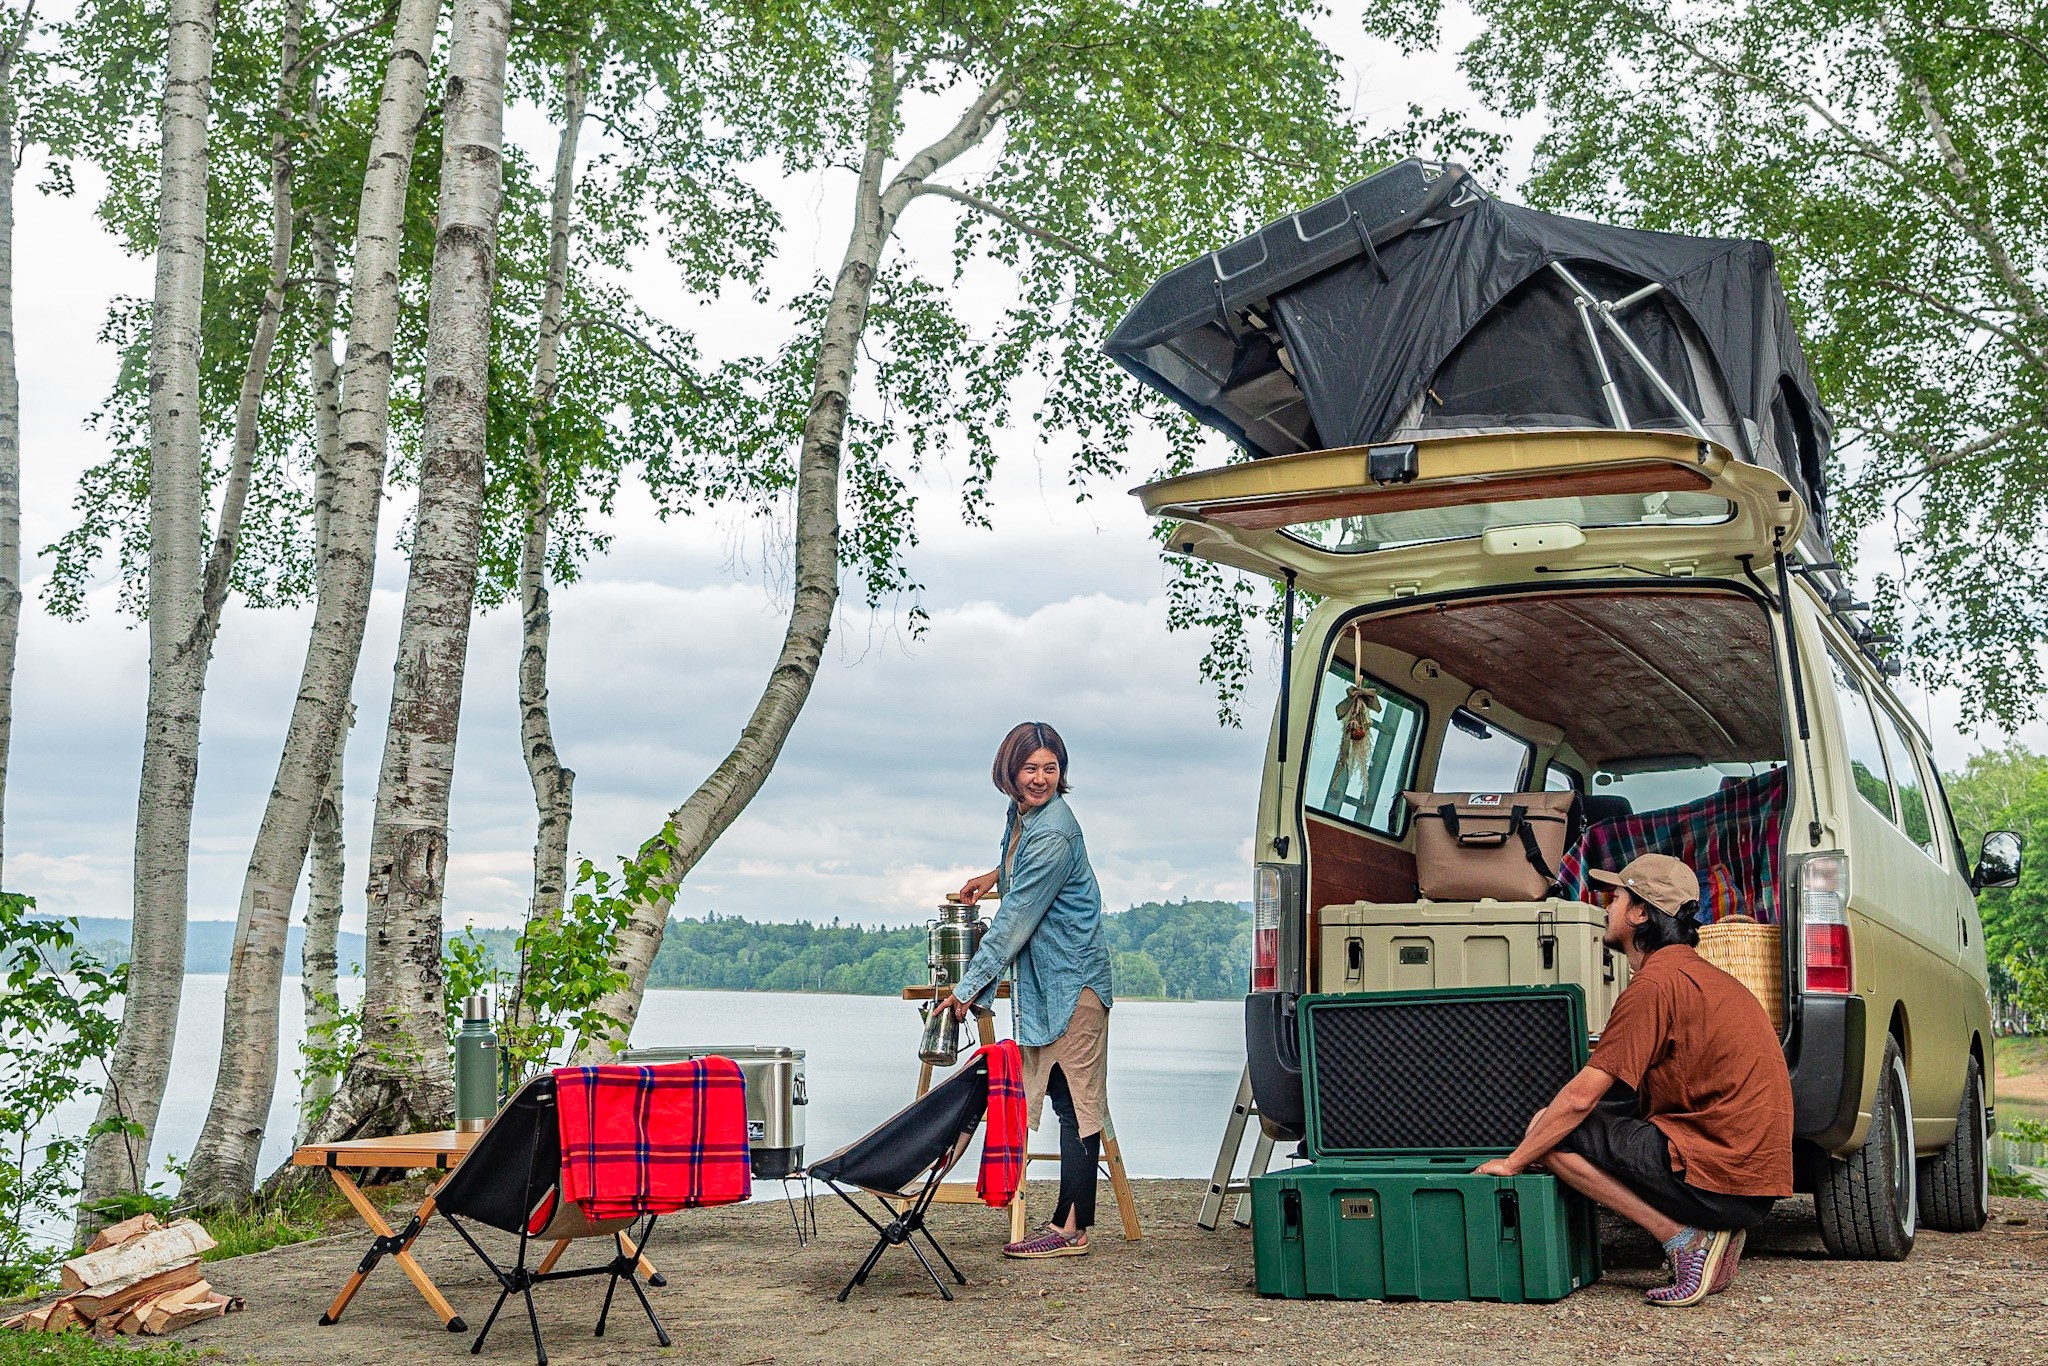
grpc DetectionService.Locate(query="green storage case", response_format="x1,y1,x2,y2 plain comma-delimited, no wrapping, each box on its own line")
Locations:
1250,985,1601,1302
1250,1158,1600,1302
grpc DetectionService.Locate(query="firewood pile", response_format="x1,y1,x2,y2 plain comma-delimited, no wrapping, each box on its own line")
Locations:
3,1214,242,1336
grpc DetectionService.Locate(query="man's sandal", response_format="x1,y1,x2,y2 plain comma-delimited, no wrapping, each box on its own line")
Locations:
1646,1228,1731,1307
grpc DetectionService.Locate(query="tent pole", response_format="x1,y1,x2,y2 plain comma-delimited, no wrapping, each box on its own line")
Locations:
1550,261,1712,441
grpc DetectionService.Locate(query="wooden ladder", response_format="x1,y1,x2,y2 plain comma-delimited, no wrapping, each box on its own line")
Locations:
1197,1065,1276,1230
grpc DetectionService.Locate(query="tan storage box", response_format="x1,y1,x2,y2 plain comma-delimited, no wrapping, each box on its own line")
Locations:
1316,898,1631,1034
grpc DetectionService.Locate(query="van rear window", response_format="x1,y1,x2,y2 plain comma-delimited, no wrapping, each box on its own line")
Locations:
1283,491,1732,554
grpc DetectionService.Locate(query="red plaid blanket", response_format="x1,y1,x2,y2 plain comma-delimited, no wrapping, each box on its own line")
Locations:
976,1041,1026,1207
554,1059,751,1221
1558,767,1788,923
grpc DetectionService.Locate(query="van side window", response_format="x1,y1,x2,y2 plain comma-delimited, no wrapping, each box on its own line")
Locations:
1869,703,1940,861
1304,663,1426,836
1434,710,1534,793
1545,763,1579,793
1822,640,1896,822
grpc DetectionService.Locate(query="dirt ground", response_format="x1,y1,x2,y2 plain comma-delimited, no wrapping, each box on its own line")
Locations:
150,1181,2045,1365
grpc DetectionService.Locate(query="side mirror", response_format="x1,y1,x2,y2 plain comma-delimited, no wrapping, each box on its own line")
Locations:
1973,831,2023,891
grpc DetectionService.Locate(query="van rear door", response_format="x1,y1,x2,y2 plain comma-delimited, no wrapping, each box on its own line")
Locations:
1134,429,1807,593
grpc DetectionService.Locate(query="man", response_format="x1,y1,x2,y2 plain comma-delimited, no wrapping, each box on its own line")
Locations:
1475,853,1793,1306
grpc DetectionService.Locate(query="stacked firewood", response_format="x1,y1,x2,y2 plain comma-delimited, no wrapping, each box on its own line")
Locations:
3,1214,241,1336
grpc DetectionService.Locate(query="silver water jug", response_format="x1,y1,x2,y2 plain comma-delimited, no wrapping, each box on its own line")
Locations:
917,896,990,1067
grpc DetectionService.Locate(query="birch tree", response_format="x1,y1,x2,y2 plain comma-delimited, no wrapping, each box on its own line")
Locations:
1394,0,2048,722
0,3,34,883
76,0,217,1226
308,0,509,1141
179,0,444,1203
578,0,1381,1051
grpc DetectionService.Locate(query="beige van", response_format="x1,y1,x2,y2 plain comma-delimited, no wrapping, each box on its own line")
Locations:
1109,160,2023,1261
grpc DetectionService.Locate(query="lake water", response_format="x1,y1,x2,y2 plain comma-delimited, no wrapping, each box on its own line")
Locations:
49,976,1249,1192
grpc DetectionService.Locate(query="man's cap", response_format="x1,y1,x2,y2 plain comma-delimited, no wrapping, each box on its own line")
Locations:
1587,853,1701,917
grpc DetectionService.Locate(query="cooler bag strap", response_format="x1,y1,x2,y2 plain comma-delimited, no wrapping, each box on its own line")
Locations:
1511,806,1558,882
1434,803,1511,847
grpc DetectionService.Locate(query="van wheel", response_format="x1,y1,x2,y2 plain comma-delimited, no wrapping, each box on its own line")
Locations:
1815,1035,1917,1260
1917,1056,1989,1233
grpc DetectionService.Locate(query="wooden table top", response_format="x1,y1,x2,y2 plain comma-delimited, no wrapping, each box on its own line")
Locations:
291,1129,480,1169
900,981,1012,1001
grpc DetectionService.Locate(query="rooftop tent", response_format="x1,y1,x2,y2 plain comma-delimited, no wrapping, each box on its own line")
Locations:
1104,159,1834,554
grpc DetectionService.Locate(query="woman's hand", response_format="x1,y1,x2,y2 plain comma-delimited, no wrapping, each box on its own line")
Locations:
955,870,999,904
941,991,977,1021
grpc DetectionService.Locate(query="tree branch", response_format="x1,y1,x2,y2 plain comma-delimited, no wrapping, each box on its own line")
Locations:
287,2,396,77
1157,97,1318,173
1842,418,2039,490
1936,22,2048,70
879,73,1021,218
567,314,704,398
1,0,36,68
914,182,1113,275
1868,278,2048,377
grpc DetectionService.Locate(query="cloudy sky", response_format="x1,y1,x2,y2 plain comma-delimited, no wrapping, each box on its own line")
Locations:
9,7,2039,939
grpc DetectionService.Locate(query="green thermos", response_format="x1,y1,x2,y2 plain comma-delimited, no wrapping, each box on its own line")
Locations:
454,993,500,1132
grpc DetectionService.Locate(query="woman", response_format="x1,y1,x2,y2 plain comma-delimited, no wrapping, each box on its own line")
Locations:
944,721,1115,1258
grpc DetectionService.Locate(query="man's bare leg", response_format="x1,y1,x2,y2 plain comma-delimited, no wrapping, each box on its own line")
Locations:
1543,1150,1686,1245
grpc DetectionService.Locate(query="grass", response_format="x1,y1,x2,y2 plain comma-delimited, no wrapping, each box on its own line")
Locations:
0,1337,210,1365
192,1173,438,1262
1994,1034,2048,1078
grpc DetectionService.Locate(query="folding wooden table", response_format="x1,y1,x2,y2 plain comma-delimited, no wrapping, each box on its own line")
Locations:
294,1129,663,1332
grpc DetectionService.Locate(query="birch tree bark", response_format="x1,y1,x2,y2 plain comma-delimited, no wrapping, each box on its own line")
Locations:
77,0,217,1226
310,0,509,1141
510,48,585,1031
298,181,347,1143
182,0,445,1198
0,5,28,884
579,52,1019,1055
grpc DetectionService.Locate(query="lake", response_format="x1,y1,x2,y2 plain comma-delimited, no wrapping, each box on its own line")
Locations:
50,976,1250,1192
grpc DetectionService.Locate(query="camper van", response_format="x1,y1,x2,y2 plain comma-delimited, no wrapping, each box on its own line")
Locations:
1109,160,2023,1261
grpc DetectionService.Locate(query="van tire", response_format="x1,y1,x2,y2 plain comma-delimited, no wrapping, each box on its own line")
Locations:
1917,1056,1989,1233
1815,1035,1917,1261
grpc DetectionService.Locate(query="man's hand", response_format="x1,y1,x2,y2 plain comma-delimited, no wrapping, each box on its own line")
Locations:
1474,1158,1521,1177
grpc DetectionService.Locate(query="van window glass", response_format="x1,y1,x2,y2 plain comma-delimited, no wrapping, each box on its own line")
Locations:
1822,640,1897,822
1303,663,1426,836
1434,711,1534,793
1545,763,1579,793
1869,703,1940,860
1591,760,1779,812
1284,492,1733,555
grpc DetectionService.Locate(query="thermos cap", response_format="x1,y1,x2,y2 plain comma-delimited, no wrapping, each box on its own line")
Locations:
464,994,491,1022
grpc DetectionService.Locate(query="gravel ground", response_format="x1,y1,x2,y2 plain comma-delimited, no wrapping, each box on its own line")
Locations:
152,1180,2046,1365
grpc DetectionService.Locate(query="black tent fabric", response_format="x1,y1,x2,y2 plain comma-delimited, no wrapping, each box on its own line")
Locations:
1105,159,1833,548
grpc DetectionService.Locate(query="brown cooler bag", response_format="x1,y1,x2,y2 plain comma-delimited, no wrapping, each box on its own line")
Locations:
1401,791,1575,901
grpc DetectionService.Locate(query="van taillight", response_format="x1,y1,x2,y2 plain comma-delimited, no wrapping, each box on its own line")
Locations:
1253,865,1282,993
1797,853,1852,994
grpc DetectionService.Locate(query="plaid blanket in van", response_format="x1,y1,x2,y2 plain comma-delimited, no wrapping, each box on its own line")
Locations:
1557,767,1789,924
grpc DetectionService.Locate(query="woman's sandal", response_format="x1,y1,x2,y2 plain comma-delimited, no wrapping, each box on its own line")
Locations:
1003,1225,1090,1259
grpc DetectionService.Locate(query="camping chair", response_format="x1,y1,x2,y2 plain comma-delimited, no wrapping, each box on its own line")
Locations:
808,1054,990,1302
434,1075,669,1366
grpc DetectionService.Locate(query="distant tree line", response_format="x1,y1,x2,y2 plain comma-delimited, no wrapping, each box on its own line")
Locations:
450,899,1251,1002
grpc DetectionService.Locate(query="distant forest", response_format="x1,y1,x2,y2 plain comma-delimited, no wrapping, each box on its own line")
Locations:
467,899,1253,1001
52,900,1252,1001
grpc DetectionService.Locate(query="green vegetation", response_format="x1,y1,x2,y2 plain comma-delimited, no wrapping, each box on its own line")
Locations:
0,1338,203,1366
448,899,1252,1002
1945,749,2048,1029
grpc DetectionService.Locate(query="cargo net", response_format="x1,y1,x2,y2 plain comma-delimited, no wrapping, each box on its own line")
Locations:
1309,995,1581,1154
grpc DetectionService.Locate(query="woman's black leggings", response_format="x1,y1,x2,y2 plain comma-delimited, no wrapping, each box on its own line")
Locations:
1046,1064,1100,1231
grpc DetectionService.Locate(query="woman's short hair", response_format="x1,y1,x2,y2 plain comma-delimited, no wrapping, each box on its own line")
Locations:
992,721,1072,800
1631,894,1703,955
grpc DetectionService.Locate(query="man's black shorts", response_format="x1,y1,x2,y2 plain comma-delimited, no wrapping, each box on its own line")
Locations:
1559,1084,1776,1232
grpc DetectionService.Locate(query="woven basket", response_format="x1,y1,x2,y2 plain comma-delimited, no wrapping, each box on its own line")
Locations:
1696,915,1783,1032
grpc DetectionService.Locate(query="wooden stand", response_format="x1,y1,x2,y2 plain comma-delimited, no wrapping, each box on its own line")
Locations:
901,985,1141,1243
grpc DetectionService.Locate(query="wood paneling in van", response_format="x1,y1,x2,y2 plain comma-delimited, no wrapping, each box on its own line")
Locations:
1307,814,1417,907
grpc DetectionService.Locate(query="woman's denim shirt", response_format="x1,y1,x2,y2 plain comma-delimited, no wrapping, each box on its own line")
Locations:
952,795,1114,1047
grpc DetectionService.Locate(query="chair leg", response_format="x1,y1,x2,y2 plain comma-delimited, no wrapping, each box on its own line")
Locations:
470,1289,510,1357
521,1285,547,1366
918,1225,968,1286
837,1237,889,1303
595,1274,618,1338
624,1272,672,1348
904,1234,955,1302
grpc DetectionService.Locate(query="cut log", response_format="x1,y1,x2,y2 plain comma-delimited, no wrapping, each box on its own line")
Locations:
61,1219,215,1291
87,1212,164,1252
66,1259,203,1321
44,1300,78,1332
143,1288,231,1334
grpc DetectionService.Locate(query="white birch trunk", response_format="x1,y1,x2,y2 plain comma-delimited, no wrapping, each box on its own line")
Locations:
577,60,1019,1057
310,0,508,1142
184,0,445,1192
511,49,585,1033
297,187,347,1143
78,0,217,1228
0,9,25,884
176,0,313,1207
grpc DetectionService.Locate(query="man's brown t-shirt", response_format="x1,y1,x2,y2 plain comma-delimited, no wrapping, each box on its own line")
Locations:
1588,944,1794,1197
